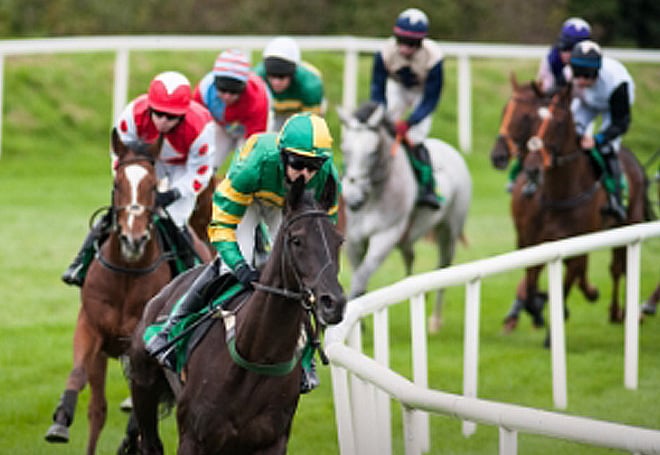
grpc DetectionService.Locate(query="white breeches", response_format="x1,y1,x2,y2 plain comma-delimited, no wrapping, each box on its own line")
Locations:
385,80,432,145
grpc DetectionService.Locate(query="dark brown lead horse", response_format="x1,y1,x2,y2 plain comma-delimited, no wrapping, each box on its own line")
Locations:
127,177,346,454
45,129,213,454
498,83,651,336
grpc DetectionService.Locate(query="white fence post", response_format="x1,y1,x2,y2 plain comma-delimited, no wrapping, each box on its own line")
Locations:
548,257,567,409
625,240,642,389
410,293,429,452
462,278,481,436
457,55,472,154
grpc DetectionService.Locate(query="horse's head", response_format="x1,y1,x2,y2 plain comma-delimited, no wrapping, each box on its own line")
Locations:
525,85,576,171
274,177,346,325
490,73,548,170
110,128,161,262
337,101,390,211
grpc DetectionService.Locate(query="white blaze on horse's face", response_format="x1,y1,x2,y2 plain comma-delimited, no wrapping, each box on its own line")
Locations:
124,164,148,230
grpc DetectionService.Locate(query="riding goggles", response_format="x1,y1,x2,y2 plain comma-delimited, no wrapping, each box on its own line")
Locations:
150,109,183,121
284,151,327,171
395,35,422,48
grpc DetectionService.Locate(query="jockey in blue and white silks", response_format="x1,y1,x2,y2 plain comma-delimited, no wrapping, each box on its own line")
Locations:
570,40,635,221
370,7,444,210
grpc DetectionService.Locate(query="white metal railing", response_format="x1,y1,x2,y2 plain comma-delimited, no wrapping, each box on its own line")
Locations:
1,35,659,157
325,221,660,455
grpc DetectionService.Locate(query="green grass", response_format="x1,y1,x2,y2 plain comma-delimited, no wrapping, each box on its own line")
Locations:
0,49,658,454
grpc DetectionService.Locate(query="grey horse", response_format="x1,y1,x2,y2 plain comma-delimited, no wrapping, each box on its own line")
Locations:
337,101,472,332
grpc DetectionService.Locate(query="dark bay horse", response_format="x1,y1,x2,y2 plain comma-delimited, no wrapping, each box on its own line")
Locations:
127,177,346,454
495,83,651,335
45,129,213,454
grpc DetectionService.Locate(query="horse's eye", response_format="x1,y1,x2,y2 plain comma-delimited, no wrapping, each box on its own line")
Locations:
289,235,302,248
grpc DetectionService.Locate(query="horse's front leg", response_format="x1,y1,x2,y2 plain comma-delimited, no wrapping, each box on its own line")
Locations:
45,310,98,445
85,349,109,455
347,228,403,300
565,254,599,303
609,246,627,323
503,265,545,332
130,348,167,455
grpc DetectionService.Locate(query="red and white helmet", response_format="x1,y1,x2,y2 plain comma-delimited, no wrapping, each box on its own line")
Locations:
147,71,191,115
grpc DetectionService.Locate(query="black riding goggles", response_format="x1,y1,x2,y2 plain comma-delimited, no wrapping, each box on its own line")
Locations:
150,109,183,121
285,152,326,172
571,67,598,79
395,35,422,48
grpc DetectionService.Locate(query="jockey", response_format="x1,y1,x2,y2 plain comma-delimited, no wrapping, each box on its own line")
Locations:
193,49,273,171
255,36,326,131
537,17,592,94
570,40,634,222
145,113,340,393
370,7,444,210
61,71,216,287
505,18,593,192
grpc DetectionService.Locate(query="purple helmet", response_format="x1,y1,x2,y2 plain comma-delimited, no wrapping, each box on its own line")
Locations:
557,17,591,51
393,8,429,40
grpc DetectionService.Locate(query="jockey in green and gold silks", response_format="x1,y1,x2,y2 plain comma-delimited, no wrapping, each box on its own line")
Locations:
210,128,338,271
145,113,339,393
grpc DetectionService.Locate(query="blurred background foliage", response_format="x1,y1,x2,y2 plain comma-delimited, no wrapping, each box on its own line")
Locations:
1,0,659,47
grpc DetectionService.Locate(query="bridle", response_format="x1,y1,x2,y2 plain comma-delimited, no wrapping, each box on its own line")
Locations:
96,154,174,275
498,94,544,160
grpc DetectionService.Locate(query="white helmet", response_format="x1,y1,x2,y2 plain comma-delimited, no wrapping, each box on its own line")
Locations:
263,37,301,77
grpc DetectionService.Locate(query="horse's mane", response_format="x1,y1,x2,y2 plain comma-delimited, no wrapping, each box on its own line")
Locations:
353,100,380,123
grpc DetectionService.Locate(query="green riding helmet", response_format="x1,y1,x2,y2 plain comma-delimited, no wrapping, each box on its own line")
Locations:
277,112,333,159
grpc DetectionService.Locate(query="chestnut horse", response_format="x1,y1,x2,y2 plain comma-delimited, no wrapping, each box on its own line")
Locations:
45,129,213,454
495,83,651,336
126,178,345,454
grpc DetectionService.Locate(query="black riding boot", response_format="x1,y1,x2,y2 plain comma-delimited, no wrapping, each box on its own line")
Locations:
61,212,112,287
603,151,626,221
144,257,220,370
409,143,440,209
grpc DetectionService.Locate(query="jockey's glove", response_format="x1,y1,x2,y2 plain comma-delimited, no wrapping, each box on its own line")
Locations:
394,119,410,136
156,188,181,207
235,263,260,287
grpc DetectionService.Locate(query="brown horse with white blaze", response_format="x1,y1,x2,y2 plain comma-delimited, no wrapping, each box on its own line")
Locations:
45,129,213,454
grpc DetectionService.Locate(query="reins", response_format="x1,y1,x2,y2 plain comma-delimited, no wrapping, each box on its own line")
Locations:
224,208,335,375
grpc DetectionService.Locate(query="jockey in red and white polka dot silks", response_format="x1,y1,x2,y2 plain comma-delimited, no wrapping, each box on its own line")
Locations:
115,71,217,229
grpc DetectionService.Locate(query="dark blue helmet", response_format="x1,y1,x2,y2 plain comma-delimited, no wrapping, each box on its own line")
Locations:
557,17,591,51
393,8,429,40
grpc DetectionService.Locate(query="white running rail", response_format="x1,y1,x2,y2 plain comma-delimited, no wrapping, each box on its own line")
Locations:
0,35,659,157
325,221,660,455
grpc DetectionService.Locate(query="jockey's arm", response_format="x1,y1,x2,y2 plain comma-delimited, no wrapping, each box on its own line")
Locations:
407,61,443,126
370,52,388,105
594,82,632,146
169,122,217,198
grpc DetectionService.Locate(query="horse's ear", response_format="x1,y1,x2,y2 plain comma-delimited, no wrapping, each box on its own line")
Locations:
318,175,337,212
531,79,544,98
336,105,351,127
510,72,519,90
111,127,128,159
287,176,306,212
366,103,385,129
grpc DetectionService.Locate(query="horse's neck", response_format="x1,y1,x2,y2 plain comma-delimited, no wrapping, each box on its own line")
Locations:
234,264,303,362
380,130,415,188
542,147,596,197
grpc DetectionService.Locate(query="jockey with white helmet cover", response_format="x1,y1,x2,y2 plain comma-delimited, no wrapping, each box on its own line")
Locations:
255,36,326,131
570,40,635,221
537,17,592,93
370,7,444,210
62,71,217,286
193,49,273,171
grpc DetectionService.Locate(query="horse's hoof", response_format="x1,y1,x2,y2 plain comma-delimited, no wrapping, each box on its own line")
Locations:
502,317,518,333
641,301,657,316
427,315,442,334
585,288,600,302
45,423,69,443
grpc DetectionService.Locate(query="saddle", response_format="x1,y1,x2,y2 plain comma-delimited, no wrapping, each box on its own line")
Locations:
143,273,251,373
